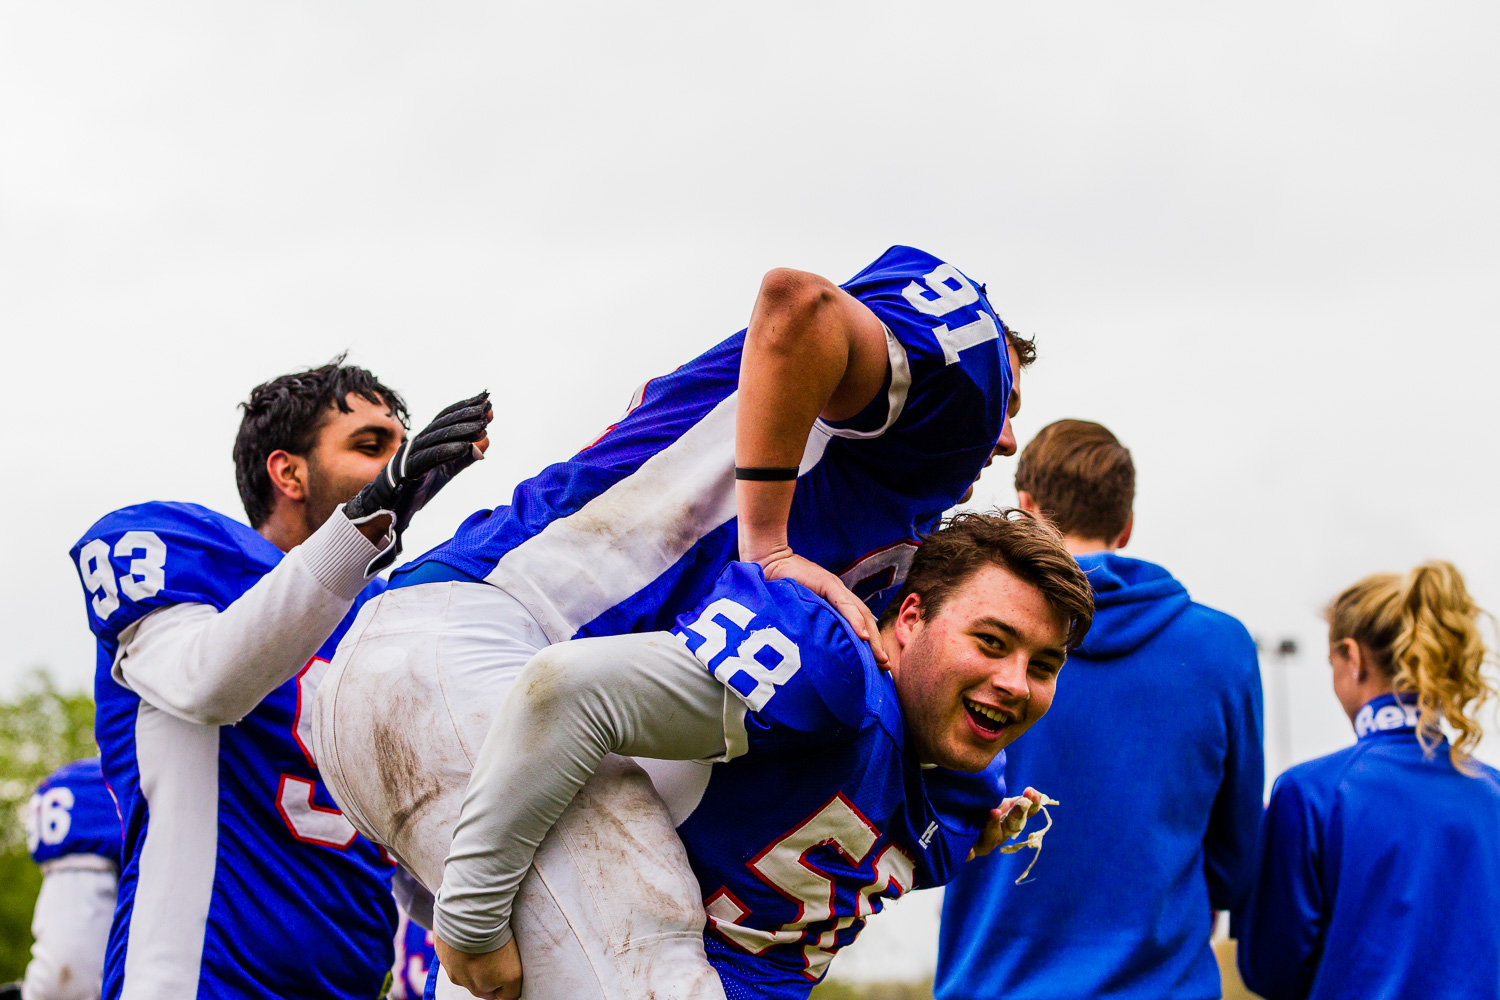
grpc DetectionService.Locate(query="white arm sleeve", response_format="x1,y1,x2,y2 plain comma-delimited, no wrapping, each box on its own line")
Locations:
111,507,387,727
21,860,118,1000
435,631,729,953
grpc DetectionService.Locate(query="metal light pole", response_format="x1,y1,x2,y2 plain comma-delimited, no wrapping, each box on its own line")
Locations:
1268,638,1299,776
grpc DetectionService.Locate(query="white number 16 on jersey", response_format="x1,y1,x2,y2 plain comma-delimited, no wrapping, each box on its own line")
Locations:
680,598,802,712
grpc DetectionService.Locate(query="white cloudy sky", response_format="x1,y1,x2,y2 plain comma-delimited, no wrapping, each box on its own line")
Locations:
3,0,1497,980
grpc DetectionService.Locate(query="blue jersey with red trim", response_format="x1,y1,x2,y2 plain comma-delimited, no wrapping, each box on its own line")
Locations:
396,246,1011,640
26,757,122,867
70,502,395,1000
671,563,1005,999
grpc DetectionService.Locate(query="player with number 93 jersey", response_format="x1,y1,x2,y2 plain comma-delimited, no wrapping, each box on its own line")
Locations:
71,502,397,1000
67,361,490,1000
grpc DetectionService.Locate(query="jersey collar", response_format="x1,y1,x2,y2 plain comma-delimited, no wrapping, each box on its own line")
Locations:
1354,692,1420,740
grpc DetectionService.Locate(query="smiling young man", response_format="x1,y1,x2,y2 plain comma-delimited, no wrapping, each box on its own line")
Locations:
69,360,490,1000
427,510,1093,1000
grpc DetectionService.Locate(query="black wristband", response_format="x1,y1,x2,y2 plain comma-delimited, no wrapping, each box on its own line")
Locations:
735,466,801,481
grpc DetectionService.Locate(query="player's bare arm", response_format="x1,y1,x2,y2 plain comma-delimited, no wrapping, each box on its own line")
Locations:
737,267,892,661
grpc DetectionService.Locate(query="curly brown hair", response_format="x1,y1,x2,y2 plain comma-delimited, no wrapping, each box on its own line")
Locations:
878,508,1094,649
1006,328,1037,370
1328,561,1497,772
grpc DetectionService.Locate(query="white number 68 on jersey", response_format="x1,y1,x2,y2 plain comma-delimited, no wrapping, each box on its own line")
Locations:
680,598,802,712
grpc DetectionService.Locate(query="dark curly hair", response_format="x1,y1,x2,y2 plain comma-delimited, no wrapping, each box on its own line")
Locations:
1005,327,1037,369
233,355,408,528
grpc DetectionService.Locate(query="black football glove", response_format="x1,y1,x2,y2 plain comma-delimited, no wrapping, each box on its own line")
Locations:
346,390,491,573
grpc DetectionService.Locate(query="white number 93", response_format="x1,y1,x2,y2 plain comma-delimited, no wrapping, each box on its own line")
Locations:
78,530,168,620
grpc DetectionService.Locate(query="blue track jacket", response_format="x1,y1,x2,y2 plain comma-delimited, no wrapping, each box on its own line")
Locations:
1236,692,1500,1000
935,553,1264,1000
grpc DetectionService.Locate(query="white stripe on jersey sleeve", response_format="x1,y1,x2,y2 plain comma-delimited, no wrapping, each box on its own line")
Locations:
121,702,219,1000
488,392,805,644
813,328,912,441
487,392,740,642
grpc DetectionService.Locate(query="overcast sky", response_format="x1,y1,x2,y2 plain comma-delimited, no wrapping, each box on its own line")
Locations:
3,0,1497,981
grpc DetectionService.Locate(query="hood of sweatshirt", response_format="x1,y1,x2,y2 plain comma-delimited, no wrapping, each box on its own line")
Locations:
1072,552,1192,659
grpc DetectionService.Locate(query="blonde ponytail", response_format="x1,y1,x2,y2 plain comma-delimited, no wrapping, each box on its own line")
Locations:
1328,561,1496,772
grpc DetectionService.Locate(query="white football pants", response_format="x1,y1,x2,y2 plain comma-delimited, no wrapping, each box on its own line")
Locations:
310,581,725,1000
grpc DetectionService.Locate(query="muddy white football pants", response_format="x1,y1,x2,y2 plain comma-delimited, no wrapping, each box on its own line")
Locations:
310,582,725,1000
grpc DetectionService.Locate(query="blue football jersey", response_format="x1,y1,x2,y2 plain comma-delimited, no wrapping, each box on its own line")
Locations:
26,757,122,868
671,563,1006,999
69,502,396,1000
396,245,1011,640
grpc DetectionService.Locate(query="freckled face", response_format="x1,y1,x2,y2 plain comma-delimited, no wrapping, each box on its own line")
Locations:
890,563,1069,772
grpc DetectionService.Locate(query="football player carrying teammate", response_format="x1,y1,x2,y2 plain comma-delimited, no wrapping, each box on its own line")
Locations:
432,510,1093,999
21,757,121,1000
68,360,489,1000
312,246,1031,997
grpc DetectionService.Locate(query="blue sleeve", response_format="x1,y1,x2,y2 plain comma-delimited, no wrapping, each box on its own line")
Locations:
27,758,122,866
1234,772,1326,1000
673,563,873,749
68,502,256,646
925,753,1008,834
1204,628,1266,910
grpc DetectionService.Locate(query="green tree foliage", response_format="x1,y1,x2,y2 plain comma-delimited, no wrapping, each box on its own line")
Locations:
0,669,97,983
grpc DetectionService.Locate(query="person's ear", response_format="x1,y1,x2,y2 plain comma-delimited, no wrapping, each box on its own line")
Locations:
1346,640,1370,684
1114,512,1133,550
1330,637,1360,678
266,450,309,505
893,592,925,646
1017,491,1041,517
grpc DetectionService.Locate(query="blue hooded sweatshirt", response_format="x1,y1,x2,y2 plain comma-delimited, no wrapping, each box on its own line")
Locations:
1236,692,1500,1000
935,553,1264,1000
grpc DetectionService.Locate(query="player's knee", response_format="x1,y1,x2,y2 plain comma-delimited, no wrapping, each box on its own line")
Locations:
518,641,609,711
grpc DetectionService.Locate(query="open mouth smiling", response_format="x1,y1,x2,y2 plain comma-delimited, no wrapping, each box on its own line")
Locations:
963,697,1017,737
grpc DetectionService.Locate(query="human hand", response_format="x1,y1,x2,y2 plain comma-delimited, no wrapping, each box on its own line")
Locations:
968,787,1048,861
434,935,522,1000
758,548,888,665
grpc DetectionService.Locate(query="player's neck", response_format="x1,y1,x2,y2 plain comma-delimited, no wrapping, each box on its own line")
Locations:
1062,534,1116,556
878,623,902,675
259,506,313,554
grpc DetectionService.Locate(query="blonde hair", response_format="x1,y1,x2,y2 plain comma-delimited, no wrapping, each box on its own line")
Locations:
1327,561,1496,771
